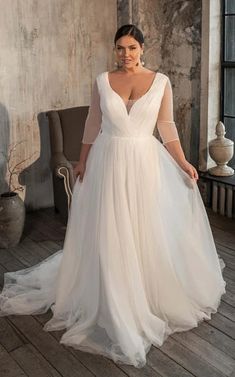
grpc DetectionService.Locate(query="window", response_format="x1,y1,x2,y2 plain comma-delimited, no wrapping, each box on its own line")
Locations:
221,0,235,167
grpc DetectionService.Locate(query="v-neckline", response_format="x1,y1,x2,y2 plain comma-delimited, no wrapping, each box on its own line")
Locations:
105,71,158,117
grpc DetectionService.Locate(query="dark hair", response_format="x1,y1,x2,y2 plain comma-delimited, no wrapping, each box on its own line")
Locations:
114,24,144,47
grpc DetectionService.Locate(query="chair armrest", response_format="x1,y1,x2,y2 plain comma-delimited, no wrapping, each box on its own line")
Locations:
51,152,76,208
55,166,74,208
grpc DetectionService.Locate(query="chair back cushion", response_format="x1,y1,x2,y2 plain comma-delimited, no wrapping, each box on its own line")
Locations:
58,106,89,161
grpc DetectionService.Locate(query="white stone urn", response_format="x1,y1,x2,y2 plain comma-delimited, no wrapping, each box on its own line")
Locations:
208,121,234,176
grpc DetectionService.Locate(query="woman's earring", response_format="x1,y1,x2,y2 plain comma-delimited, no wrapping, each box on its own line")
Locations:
114,61,122,68
141,54,145,66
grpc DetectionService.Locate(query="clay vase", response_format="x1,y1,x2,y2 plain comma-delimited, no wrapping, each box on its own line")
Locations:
0,192,25,248
209,121,234,176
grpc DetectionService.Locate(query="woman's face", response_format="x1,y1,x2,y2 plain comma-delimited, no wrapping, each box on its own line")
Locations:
114,35,144,68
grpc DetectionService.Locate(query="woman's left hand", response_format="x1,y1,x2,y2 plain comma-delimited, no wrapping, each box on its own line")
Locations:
179,160,199,181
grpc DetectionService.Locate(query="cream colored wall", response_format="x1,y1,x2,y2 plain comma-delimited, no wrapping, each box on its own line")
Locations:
0,0,116,209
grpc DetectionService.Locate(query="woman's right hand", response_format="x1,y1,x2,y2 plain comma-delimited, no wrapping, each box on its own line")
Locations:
73,161,86,182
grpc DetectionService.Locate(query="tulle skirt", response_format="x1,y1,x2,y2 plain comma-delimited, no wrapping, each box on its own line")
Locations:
0,131,226,368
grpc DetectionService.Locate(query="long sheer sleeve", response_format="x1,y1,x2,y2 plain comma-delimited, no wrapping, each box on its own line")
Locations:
156,78,180,145
82,80,102,144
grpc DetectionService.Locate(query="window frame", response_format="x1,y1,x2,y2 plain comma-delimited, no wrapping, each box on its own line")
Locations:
220,0,235,122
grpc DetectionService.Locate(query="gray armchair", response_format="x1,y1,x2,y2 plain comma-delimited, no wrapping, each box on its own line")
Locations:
47,106,89,221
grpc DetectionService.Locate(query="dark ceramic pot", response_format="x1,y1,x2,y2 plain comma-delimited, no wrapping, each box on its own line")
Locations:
0,192,25,248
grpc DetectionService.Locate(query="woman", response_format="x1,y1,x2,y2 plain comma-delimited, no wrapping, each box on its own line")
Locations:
0,24,226,368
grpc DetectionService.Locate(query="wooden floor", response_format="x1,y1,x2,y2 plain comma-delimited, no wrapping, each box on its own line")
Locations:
0,207,234,377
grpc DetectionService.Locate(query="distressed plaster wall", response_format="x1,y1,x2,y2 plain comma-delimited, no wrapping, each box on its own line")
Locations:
0,0,116,209
118,0,202,166
199,0,221,171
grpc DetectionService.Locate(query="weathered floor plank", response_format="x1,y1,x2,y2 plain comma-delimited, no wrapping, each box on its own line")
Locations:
192,321,235,360
147,346,195,377
222,290,235,307
171,330,235,376
218,301,235,321
0,317,24,352
208,208,235,234
10,343,62,377
211,227,235,251
0,344,27,377
159,337,228,377
206,312,235,339
8,315,95,377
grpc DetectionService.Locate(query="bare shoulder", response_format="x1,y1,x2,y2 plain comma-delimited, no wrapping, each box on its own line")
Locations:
145,69,168,80
108,69,119,74
143,69,168,77
142,68,157,75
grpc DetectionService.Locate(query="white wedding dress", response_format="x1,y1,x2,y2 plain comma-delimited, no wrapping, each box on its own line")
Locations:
0,71,226,368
